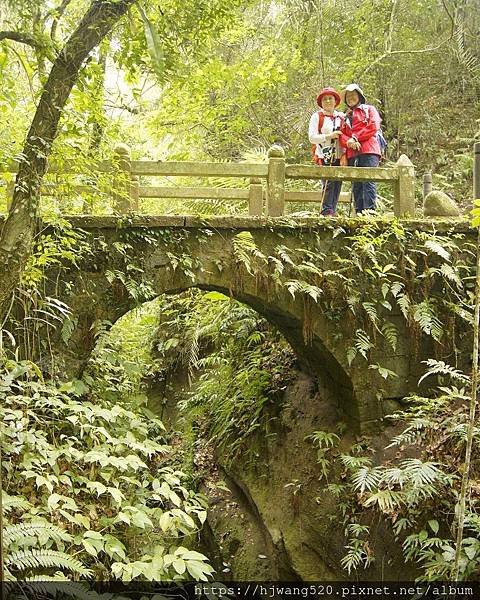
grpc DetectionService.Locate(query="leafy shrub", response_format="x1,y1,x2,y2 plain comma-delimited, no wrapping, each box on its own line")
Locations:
0,357,213,581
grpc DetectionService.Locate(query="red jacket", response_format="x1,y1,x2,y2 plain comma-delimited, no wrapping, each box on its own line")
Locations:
340,104,381,159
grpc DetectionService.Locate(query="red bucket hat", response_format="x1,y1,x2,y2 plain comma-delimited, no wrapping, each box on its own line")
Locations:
316,87,341,107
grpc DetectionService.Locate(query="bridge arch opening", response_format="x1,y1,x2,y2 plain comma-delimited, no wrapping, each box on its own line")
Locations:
84,283,357,427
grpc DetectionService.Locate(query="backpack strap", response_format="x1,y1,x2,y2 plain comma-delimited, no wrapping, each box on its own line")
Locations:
359,104,370,123
317,110,325,133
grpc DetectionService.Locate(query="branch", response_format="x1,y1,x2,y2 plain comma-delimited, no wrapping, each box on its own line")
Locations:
0,0,137,318
0,30,42,50
359,37,451,78
385,0,399,54
50,0,74,40
441,0,456,31
0,30,57,63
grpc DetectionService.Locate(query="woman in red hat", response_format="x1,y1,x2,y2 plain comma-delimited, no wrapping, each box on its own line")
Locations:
308,87,345,216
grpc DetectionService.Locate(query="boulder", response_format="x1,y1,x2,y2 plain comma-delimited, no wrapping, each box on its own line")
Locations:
423,190,460,217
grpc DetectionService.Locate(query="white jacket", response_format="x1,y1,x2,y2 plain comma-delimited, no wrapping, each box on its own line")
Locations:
308,110,345,162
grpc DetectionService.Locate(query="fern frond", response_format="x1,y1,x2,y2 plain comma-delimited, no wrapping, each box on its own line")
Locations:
397,293,411,319
13,580,97,600
1,494,32,513
424,239,450,262
4,522,73,545
362,302,379,329
439,264,463,288
275,245,295,266
419,359,469,385
354,329,373,359
351,466,383,494
413,301,443,341
340,539,372,574
385,417,433,447
340,454,372,471
400,458,446,487
363,489,404,512
381,322,398,351
5,549,93,577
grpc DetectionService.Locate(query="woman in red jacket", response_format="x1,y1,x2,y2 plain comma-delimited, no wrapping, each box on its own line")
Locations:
339,84,381,214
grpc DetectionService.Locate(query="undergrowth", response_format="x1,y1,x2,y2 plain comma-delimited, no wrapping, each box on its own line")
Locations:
149,290,297,466
0,305,214,581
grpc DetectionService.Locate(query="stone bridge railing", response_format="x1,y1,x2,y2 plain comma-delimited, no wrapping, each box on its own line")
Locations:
1,144,417,217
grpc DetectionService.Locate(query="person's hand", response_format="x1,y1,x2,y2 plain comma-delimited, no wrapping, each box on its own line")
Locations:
329,131,341,140
346,138,357,149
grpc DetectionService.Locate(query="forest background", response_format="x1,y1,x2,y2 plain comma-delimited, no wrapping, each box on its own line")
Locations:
0,0,479,209
0,0,480,586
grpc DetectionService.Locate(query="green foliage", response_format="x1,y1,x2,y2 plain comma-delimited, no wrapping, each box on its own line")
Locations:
0,349,211,581
150,289,297,463
306,430,340,480
326,366,479,581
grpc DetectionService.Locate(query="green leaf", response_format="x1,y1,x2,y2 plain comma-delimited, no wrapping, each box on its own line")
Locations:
82,539,99,557
131,510,153,529
108,486,125,503
137,4,165,81
428,519,439,535
159,512,171,532
172,558,186,575
180,550,209,561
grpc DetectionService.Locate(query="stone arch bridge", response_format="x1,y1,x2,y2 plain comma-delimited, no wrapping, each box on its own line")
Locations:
40,215,473,432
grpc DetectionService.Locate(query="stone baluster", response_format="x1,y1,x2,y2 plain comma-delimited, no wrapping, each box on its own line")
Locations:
267,145,286,216
248,177,263,216
423,171,432,200
394,154,415,217
112,143,133,213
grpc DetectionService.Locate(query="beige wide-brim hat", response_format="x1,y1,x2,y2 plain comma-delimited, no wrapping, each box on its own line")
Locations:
341,83,366,104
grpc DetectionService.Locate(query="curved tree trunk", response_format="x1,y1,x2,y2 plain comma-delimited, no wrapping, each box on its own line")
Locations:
0,0,136,321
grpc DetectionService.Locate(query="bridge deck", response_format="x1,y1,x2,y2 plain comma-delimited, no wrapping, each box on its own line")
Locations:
54,215,472,233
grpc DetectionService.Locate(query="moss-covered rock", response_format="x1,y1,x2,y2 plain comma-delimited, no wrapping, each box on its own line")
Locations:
423,190,460,217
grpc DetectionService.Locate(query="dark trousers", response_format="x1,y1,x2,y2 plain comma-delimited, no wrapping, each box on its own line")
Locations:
348,154,380,213
321,159,342,216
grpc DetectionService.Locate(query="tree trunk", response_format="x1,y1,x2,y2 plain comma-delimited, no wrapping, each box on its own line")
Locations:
0,0,135,321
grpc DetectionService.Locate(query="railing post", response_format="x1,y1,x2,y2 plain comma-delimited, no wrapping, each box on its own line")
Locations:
423,171,432,199
131,174,139,212
112,143,133,213
248,177,263,216
474,142,480,201
394,154,415,217
267,145,285,216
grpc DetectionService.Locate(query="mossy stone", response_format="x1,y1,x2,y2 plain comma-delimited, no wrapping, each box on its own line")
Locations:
423,190,460,217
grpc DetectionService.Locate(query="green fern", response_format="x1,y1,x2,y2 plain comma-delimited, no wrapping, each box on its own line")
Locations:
413,301,443,341
424,239,451,262
6,579,96,600
4,521,73,545
381,321,398,351
354,329,373,359
5,549,93,578
1,494,33,513
397,293,411,319
340,454,372,471
351,466,383,494
362,302,379,329
419,359,469,385
233,231,266,275
399,459,446,487
363,489,404,512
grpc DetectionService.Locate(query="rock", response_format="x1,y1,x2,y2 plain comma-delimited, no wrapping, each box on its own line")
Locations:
423,190,460,217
